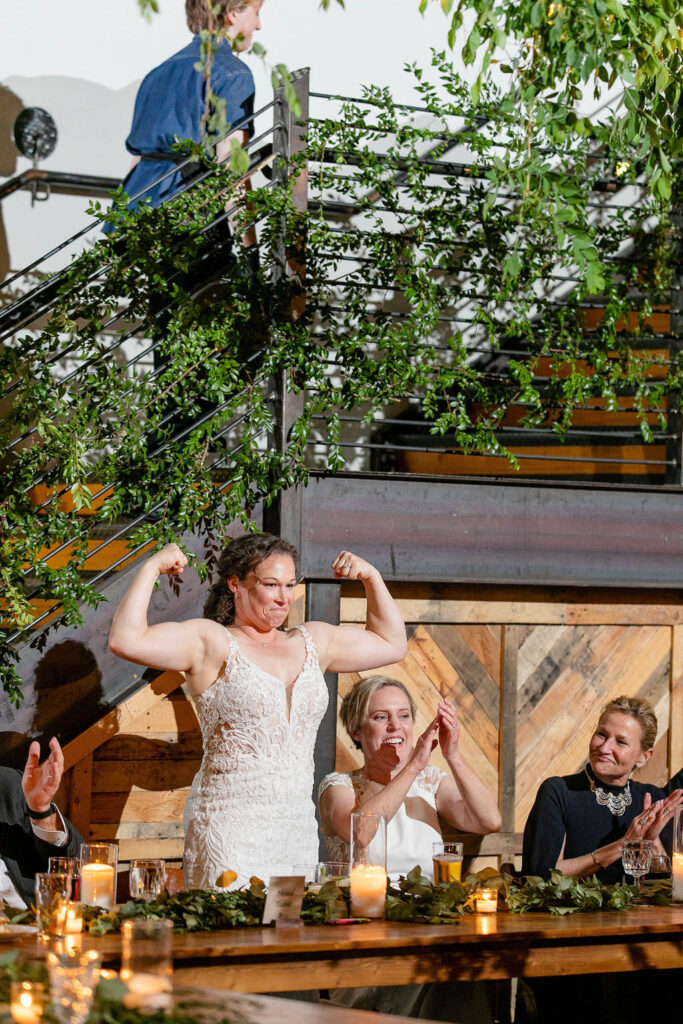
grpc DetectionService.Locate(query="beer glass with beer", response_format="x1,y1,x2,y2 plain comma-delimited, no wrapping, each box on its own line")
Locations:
432,841,463,884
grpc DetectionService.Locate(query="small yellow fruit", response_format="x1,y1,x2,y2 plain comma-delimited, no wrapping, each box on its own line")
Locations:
216,869,238,888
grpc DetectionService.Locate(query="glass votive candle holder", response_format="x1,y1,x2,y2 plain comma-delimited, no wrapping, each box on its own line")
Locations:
64,902,83,934
10,981,46,1024
475,886,498,913
79,842,117,908
121,918,173,1011
34,872,71,938
350,812,387,919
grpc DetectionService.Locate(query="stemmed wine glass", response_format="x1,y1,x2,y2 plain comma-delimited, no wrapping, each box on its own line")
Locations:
621,839,654,890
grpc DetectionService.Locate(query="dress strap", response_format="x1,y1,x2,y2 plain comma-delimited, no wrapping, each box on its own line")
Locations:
291,623,317,663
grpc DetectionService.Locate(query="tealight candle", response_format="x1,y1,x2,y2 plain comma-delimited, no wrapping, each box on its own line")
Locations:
80,863,115,908
475,887,498,913
672,853,683,901
65,902,83,933
120,971,173,1011
10,982,45,1024
350,864,387,918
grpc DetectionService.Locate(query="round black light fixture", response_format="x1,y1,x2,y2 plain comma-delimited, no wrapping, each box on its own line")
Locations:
13,107,58,162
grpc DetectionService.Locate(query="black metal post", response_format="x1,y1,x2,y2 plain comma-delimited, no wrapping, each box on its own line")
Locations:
263,69,310,546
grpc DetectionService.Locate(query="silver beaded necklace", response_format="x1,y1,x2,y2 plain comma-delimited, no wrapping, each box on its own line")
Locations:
585,767,632,816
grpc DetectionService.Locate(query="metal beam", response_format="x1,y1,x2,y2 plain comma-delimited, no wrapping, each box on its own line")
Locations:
297,472,683,588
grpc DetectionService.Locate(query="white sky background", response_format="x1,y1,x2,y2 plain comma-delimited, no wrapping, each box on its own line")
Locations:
1,0,459,99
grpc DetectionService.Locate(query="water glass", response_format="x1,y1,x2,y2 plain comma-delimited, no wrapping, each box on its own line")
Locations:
47,949,100,1024
432,841,464,885
316,861,350,882
48,858,79,899
129,859,166,900
121,918,173,1011
35,872,71,938
621,839,653,889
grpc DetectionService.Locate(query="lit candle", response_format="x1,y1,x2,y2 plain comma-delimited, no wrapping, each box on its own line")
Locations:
350,864,387,918
80,863,115,907
475,887,498,913
121,971,173,1011
10,983,45,1024
672,853,683,901
65,903,83,933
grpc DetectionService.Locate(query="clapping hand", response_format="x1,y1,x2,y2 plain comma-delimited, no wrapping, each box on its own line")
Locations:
625,789,683,842
437,699,460,761
22,737,63,814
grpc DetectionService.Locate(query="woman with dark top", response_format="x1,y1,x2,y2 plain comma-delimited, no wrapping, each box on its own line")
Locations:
518,696,683,1024
119,0,261,219
522,695,681,882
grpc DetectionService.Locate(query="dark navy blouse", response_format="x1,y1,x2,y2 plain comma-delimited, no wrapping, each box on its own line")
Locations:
522,765,668,883
120,35,255,211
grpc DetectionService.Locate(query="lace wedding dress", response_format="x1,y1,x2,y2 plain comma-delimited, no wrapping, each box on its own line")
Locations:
183,624,328,889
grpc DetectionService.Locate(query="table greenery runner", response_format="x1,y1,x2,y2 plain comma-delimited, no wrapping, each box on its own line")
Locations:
9,867,656,936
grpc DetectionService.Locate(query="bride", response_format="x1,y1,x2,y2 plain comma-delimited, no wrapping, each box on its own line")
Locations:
108,533,407,888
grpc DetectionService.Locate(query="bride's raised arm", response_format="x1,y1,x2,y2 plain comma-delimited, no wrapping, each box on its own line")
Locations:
307,551,407,674
108,543,205,674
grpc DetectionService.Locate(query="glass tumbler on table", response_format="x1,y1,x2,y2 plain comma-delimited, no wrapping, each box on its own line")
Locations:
47,949,101,1024
129,859,166,900
621,839,653,889
432,841,464,885
34,872,71,938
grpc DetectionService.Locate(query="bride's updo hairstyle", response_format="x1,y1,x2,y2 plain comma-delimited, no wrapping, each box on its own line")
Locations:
203,533,300,625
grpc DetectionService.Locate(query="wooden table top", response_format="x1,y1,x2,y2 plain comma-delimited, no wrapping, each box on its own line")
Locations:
14,905,683,992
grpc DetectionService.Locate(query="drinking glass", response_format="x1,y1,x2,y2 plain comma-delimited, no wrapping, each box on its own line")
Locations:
316,862,350,882
621,839,653,889
47,950,100,1024
129,859,166,900
432,841,464,885
48,858,79,899
34,872,71,938
121,918,173,1011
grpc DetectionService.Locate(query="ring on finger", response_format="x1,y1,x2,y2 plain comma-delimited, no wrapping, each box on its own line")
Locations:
341,562,350,570
638,816,648,827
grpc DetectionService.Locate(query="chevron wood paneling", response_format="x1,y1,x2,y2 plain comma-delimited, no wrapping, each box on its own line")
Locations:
514,624,671,830
336,622,501,812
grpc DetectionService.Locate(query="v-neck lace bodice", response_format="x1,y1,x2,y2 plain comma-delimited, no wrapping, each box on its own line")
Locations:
183,624,328,889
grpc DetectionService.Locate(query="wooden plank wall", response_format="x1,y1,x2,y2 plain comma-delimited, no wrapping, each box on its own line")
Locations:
61,583,683,872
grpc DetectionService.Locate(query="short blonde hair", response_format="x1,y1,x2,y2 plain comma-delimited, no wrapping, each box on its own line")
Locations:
598,695,658,751
340,675,416,750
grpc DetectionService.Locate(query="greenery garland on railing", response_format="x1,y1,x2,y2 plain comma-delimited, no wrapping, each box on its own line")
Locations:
1,10,680,703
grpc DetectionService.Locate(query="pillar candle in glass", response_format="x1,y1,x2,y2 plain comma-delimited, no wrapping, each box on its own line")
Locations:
79,842,117,908
673,804,683,902
121,918,173,1011
349,812,387,918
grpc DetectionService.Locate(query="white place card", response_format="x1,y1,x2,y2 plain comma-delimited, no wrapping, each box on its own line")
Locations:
262,875,306,925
